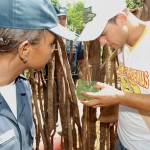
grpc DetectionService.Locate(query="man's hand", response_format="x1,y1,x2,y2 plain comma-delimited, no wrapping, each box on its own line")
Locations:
80,82,123,108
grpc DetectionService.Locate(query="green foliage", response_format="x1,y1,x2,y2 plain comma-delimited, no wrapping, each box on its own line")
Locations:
23,69,29,78
49,0,60,6
66,1,84,34
126,0,142,9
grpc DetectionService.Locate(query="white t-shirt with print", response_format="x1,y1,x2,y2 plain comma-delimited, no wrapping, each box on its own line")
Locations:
117,23,150,150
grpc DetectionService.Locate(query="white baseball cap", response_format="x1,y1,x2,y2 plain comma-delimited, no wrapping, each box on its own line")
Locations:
78,0,127,41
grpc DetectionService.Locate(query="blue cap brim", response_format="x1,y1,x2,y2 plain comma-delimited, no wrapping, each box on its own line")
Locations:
49,24,76,41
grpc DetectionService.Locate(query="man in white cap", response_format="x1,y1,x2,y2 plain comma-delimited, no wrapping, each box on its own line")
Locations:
78,0,150,149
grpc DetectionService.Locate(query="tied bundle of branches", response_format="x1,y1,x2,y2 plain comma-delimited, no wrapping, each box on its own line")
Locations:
29,37,82,150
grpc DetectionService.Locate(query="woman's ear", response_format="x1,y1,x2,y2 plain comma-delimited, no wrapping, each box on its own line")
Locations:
18,41,30,63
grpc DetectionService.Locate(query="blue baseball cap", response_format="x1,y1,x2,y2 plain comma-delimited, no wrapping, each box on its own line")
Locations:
0,0,75,40
54,6,67,17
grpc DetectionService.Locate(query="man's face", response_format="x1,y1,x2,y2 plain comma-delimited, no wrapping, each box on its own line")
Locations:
58,15,67,27
98,14,128,49
98,22,128,49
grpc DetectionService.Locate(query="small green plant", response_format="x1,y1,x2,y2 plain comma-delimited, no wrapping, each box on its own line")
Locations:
126,0,141,9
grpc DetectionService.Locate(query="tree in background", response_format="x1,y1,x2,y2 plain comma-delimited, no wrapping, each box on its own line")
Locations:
50,0,60,6
126,0,142,9
50,0,84,34
66,1,84,34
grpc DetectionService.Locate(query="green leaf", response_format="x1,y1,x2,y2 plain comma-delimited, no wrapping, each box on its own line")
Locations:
76,79,99,101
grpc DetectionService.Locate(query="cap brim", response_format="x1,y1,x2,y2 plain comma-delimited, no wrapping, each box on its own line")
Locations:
49,24,76,40
78,16,108,41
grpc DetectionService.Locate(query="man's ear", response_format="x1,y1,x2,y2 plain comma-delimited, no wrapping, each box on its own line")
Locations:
116,12,127,26
18,41,30,63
